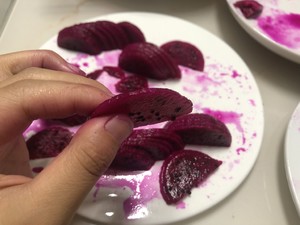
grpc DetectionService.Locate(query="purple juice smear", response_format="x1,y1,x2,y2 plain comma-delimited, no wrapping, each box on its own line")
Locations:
94,168,160,220
32,166,44,173
258,12,300,49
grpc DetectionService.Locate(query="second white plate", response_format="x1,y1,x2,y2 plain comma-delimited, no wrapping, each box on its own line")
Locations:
227,0,300,64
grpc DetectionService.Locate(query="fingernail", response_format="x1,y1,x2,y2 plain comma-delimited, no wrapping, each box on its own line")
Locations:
66,63,86,76
105,115,133,142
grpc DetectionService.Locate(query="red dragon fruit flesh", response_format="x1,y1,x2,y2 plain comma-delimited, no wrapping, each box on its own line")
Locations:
161,40,205,71
118,21,146,44
159,149,222,204
119,42,181,80
115,75,149,93
103,66,126,79
165,113,232,147
26,127,73,159
110,145,155,171
90,88,193,127
234,0,263,19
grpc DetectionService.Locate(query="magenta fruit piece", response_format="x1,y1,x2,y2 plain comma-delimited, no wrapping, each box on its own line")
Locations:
110,145,155,171
90,88,193,127
26,127,73,159
161,40,205,71
115,75,148,93
103,66,126,79
118,21,146,44
86,69,103,80
159,149,222,204
57,23,103,55
165,113,232,147
234,0,263,19
56,114,87,126
119,42,181,80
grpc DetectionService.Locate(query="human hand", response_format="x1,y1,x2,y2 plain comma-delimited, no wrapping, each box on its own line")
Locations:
0,50,133,225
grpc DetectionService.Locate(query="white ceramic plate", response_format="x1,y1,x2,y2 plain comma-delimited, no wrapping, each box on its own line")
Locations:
285,102,300,217
227,0,300,64
28,12,264,225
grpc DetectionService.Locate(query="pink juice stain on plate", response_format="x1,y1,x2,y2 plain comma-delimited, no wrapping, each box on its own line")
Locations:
258,12,300,48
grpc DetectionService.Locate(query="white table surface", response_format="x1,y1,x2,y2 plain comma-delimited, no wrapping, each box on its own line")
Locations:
1,0,300,224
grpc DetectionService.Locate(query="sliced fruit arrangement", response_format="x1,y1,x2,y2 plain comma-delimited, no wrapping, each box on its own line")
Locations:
26,127,74,159
90,88,193,127
159,150,222,204
165,113,232,147
161,40,205,71
118,42,181,80
57,21,145,55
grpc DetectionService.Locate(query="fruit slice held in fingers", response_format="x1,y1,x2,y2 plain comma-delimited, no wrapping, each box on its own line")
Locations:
159,150,222,204
90,88,193,127
165,113,232,147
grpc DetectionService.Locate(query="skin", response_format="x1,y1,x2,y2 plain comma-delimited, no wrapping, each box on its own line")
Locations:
0,50,133,225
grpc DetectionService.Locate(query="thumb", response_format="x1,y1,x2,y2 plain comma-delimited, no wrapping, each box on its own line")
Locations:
31,115,133,220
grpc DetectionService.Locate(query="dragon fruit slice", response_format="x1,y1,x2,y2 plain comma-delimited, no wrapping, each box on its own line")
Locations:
118,42,181,80
86,69,103,80
26,127,73,159
118,21,146,43
234,0,263,19
110,145,155,171
115,75,148,93
103,66,126,79
128,129,184,151
57,23,102,55
159,149,222,204
165,113,232,147
90,88,193,127
161,40,205,71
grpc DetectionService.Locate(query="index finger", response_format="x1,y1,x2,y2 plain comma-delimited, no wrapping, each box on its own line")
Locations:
0,50,85,78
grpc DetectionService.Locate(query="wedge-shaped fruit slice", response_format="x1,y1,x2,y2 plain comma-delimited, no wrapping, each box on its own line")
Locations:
119,42,181,80
165,113,231,147
233,0,263,19
161,40,205,71
159,150,222,204
115,75,148,93
110,145,155,171
26,127,73,159
121,128,184,160
90,88,193,127
58,22,103,55
118,21,146,44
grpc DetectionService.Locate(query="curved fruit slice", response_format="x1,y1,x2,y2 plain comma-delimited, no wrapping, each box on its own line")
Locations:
90,88,193,127
115,75,148,93
86,69,103,80
118,21,146,43
233,0,263,19
26,127,73,159
110,145,155,171
103,66,126,79
159,150,222,204
57,23,103,55
165,113,231,147
161,40,205,71
119,42,181,80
